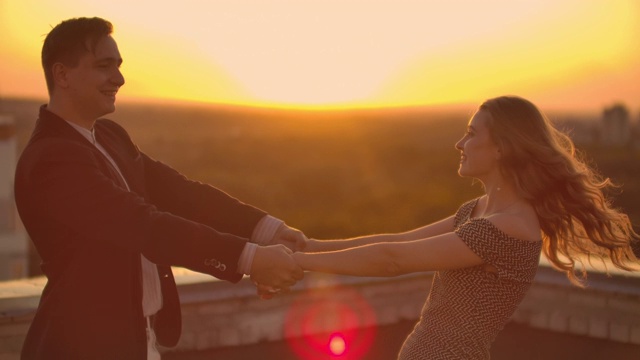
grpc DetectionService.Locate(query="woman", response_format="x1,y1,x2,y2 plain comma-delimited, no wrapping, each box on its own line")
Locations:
293,96,639,359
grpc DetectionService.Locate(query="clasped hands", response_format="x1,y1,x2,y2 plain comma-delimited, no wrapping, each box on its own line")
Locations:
249,224,307,299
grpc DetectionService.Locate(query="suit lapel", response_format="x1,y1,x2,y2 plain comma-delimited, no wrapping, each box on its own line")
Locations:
94,130,131,189
93,123,147,196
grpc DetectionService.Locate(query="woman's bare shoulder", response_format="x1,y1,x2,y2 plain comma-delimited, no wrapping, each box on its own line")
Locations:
486,204,541,242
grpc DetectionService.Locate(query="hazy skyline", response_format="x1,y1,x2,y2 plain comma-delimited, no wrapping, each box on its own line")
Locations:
1,0,639,112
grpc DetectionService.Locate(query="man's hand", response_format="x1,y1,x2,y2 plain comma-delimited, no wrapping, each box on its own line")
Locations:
272,224,308,252
250,244,304,290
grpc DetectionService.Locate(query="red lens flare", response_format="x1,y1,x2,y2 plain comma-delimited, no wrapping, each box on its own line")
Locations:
284,285,376,360
329,333,346,356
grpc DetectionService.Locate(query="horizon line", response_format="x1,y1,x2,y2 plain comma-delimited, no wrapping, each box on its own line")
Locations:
0,95,478,112
0,95,610,116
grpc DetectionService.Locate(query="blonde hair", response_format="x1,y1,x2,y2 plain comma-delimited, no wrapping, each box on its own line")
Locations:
480,96,638,286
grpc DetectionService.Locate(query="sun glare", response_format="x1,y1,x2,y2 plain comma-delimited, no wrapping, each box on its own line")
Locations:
379,1,640,109
1,0,639,111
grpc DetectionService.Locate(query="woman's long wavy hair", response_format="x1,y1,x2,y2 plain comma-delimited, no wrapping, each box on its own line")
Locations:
480,96,638,286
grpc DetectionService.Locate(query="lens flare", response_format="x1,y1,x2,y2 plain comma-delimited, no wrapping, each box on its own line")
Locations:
329,333,346,356
284,284,376,360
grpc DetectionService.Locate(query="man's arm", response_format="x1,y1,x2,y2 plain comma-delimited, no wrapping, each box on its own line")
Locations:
142,153,266,238
16,139,299,284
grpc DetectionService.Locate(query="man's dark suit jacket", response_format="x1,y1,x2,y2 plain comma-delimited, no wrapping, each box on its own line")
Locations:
15,106,267,359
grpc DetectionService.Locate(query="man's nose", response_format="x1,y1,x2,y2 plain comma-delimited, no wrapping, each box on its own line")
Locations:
112,68,125,86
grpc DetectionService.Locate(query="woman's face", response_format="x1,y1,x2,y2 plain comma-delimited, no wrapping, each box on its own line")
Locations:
455,110,501,179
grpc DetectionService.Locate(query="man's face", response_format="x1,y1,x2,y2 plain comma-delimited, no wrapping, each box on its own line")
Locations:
64,35,124,119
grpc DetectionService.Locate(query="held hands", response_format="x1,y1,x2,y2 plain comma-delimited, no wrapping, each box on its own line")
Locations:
250,244,304,298
272,224,308,252
251,224,309,299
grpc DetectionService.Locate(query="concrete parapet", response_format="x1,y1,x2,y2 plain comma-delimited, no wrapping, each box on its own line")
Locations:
511,265,640,347
0,264,639,357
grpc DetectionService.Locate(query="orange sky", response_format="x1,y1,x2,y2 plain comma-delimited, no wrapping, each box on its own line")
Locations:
0,0,639,112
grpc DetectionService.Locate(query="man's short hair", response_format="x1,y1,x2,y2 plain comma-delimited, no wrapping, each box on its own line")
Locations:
42,17,113,94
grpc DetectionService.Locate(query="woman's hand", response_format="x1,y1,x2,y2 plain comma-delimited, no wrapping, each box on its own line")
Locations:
292,252,306,270
272,224,309,252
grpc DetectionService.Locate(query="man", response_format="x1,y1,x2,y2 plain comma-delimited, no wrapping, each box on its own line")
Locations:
15,17,305,359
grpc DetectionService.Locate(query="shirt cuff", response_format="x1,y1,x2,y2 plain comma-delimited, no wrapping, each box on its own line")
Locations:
237,243,258,275
251,215,285,246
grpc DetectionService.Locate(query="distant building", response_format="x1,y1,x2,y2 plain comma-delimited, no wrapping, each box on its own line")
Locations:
601,104,631,146
555,118,597,145
0,114,28,280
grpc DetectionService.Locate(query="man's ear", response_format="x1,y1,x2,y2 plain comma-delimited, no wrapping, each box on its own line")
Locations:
51,63,69,89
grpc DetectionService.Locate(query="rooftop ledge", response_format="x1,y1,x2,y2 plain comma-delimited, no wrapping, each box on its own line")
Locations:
1,259,639,357
2,258,638,312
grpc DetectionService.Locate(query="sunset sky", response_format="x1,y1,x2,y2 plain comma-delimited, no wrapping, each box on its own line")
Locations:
0,0,639,111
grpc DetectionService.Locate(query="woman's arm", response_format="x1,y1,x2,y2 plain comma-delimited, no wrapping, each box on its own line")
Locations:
306,215,456,252
294,231,483,277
